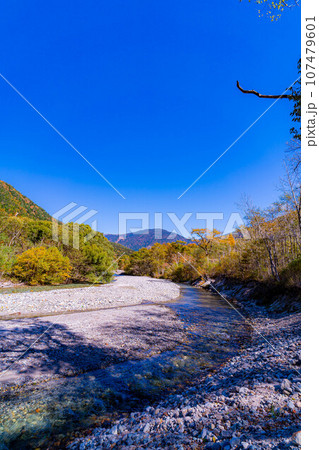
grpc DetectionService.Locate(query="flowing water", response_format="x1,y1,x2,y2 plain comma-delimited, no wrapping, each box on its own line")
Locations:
0,284,249,449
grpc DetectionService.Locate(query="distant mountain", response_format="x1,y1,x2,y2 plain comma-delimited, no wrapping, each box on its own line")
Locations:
0,181,51,221
105,228,190,251
110,241,134,257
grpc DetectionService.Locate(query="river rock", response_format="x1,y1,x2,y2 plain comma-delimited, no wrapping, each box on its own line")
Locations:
230,436,240,447
281,379,292,394
291,431,301,446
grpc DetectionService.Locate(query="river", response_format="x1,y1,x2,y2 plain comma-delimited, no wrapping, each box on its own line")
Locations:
0,283,249,449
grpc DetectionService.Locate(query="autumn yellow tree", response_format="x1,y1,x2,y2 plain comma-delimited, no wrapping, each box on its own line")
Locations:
13,246,71,285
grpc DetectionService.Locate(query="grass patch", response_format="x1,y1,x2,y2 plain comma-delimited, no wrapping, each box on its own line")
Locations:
0,283,92,295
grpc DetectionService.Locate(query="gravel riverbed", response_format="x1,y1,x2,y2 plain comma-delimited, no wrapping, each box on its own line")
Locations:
0,276,301,449
68,289,301,450
0,276,180,317
0,277,183,388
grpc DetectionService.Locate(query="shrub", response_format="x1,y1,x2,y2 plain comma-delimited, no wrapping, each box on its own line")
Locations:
167,262,198,282
0,245,16,276
280,257,301,288
13,246,71,285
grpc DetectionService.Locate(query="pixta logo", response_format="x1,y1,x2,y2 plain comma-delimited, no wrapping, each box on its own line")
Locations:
118,212,250,239
52,202,98,249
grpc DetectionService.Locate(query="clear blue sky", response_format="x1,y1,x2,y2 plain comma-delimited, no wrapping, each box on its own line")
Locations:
0,1,300,235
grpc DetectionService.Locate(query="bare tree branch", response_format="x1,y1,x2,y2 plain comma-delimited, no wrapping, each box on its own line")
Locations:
236,81,291,99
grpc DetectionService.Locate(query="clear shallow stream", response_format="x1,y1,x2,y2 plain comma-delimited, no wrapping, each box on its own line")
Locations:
0,284,249,449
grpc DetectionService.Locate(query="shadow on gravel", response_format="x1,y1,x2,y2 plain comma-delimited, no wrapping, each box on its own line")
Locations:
0,321,128,382
0,310,186,449
0,307,185,384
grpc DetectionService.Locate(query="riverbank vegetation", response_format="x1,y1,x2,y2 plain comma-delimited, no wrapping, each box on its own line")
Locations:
0,216,115,285
121,151,301,292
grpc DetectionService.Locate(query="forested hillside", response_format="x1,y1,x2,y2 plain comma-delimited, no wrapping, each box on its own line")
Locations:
0,184,116,285
0,181,52,221
0,182,134,285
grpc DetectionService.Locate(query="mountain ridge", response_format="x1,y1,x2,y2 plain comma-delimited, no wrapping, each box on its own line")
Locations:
105,228,190,251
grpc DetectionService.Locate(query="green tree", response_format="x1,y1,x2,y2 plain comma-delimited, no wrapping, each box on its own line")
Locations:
82,242,115,283
26,220,52,244
0,245,16,276
126,248,157,277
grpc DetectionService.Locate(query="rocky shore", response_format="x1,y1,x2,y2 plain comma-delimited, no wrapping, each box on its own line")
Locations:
68,280,301,450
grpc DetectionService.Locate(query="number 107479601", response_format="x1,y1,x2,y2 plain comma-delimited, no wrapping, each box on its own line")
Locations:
305,17,316,86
